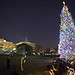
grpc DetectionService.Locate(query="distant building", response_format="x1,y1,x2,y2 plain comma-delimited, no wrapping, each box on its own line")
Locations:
0,38,36,54
16,42,36,51
0,39,16,51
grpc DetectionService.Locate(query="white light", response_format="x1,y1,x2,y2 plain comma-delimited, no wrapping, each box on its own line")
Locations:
38,53,40,55
26,52,27,53
4,40,6,42
33,52,35,55
63,1,65,5
25,55,26,58
13,48,16,50
24,60,26,63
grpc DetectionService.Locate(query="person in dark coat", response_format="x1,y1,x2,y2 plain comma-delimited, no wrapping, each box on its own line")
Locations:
61,60,67,75
7,55,10,69
56,57,64,75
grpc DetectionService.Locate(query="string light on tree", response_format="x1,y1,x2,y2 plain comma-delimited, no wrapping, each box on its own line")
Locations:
58,1,75,60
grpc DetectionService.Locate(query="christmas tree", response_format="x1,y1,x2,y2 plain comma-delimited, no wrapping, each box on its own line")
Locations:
58,1,75,60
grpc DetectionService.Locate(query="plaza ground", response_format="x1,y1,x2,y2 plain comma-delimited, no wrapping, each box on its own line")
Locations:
0,55,54,75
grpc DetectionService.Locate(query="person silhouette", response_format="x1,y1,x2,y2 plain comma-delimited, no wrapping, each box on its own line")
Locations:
7,55,10,69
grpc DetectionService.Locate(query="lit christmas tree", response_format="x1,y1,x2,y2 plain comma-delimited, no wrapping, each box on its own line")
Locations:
58,1,75,60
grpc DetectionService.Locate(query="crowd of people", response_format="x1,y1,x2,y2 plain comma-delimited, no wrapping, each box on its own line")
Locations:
6,55,26,75
47,57,75,75
6,55,75,75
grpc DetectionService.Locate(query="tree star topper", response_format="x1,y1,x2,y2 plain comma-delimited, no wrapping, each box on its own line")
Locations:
63,1,65,5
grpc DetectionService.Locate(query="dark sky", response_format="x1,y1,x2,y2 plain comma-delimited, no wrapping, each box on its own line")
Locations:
0,0,75,48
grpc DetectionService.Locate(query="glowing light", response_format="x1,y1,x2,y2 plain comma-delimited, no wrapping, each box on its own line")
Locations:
33,52,35,55
58,4,75,60
13,48,16,50
4,40,6,42
63,1,65,5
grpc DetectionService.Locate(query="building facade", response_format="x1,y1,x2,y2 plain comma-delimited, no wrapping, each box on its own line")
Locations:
0,39,16,51
16,42,36,51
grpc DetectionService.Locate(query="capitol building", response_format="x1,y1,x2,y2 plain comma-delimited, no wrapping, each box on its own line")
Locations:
0,38,36,52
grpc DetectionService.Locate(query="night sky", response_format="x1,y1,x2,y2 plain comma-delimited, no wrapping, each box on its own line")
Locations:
0,0,75,48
